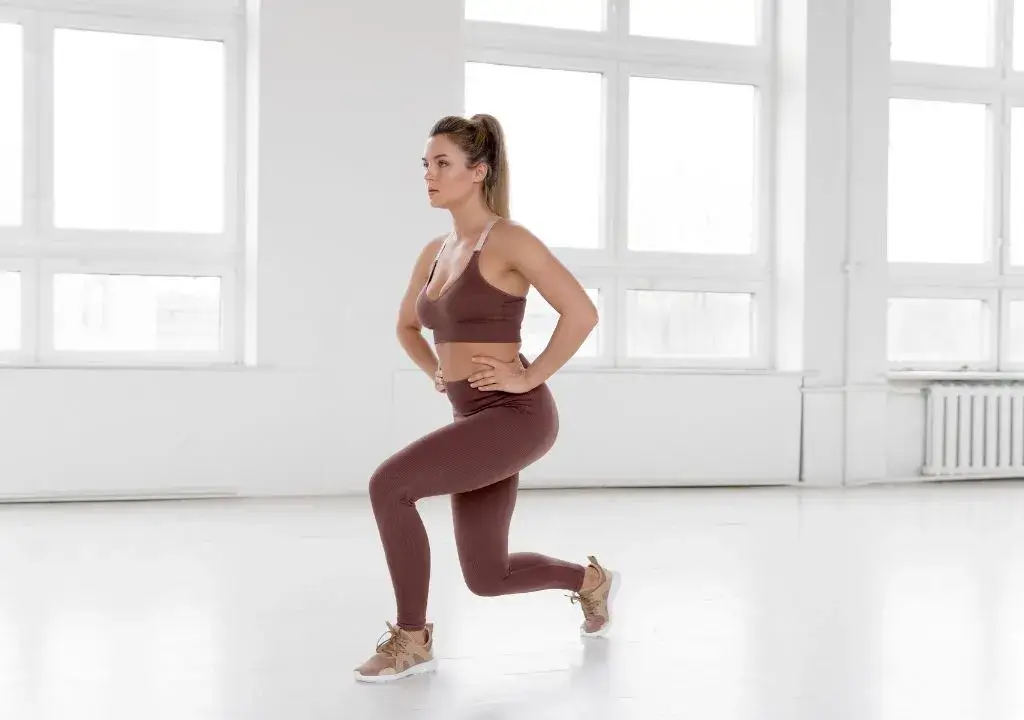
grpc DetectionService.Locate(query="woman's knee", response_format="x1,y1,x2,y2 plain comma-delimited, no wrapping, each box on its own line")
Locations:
464,572,504,597
368,458,412,507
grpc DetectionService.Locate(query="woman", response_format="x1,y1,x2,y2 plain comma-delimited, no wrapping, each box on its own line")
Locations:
354,114,620,683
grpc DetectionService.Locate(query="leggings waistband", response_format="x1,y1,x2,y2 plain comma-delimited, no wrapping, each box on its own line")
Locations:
444,354,544,417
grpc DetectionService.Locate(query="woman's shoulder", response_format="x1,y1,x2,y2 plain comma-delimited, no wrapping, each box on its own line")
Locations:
488,219,547,255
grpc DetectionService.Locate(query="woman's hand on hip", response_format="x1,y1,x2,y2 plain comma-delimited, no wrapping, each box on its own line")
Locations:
468,355,532,394
433,366,446,393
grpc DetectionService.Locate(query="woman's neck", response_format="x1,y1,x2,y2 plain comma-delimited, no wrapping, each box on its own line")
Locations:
448,198,498,242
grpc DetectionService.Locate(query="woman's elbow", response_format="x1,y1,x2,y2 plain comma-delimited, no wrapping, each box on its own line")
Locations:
576,301,599,330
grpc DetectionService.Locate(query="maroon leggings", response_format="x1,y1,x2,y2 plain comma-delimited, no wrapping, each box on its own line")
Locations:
369,356,586,630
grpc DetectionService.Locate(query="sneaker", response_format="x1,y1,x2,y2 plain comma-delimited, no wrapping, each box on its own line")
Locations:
568,556,620,638
353,621,437,683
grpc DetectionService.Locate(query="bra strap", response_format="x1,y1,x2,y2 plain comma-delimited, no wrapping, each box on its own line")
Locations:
426,231,454,283
473,218,501,251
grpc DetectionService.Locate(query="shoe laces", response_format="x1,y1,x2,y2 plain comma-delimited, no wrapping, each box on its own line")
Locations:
567,588,599,618
375,622,408,658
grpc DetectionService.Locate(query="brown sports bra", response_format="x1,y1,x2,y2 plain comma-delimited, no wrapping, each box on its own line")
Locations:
415,218,526,344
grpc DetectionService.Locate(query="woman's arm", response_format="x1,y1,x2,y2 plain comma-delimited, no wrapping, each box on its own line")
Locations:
504,225,599,390
396,236,445,379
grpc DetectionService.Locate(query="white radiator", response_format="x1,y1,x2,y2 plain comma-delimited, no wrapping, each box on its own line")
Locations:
924,383,1024,478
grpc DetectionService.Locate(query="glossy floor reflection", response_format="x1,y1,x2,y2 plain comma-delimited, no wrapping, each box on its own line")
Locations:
1,482,1024,719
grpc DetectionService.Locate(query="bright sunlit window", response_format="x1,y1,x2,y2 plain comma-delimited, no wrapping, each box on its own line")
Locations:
0,8,243,366
0,23,22,228
53,29,226,234
464,2,771,369
888,1,1024,371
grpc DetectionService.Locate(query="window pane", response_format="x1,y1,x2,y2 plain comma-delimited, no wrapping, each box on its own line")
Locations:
1007,301,1024,361
54,274,222,352
631,0,757,45
0,23,22,227
626,290,752,358
465,63,602,249
465,0,603,31
54,29,225,233
1011,109,1024,265
522,288,600,359
888,298,988,363
890,0,991,67
628,77,756,254
0,271,20,351
887,99,987,264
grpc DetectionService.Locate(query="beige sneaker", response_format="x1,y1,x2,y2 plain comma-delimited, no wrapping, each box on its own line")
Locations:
568,556,620,638
353,622,437,683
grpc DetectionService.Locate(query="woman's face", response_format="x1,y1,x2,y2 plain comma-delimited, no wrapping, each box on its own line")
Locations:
423,134,485,210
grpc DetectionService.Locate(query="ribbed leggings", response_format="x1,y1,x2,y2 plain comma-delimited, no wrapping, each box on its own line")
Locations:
368,357,585,630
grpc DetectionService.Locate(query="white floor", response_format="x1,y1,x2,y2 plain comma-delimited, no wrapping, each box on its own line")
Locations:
2,482,1024,720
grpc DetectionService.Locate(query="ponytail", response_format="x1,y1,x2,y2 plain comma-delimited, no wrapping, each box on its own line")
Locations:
470,114,510,219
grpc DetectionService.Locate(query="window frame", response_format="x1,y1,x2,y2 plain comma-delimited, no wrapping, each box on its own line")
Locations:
0,2,246,368
464,0,775,370
887,0,1024,372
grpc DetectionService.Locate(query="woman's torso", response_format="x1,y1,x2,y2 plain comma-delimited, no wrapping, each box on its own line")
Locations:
416,219,528,381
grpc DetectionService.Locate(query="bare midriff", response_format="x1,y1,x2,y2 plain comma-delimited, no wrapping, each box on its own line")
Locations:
436,341,522,382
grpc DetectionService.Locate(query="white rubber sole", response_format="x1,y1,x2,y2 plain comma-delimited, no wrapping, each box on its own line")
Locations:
353,658,438,684
580,569,621,639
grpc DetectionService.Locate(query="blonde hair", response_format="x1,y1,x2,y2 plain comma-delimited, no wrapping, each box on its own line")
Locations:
429,113,510,218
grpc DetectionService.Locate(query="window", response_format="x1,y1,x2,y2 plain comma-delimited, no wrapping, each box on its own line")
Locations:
887,98,988,265
0,22,22,227
464,1,772,369
52,274,223,354
630,0,760,46
0,6,244,367
887,2,1024,371
890,0,992,68
626,290,753,359
888,297,991,366
464,0,603,32
53,29,226,234
628,77,757,255
464,62,603,250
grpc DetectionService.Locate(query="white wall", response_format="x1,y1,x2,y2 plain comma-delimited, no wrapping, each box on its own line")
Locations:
41,0,1008,499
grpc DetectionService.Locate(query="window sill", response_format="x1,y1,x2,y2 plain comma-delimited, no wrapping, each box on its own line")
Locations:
888,370,1024,382
0,361,266,372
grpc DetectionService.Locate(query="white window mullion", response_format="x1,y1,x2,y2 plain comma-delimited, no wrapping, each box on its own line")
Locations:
999,0,1013,79
18,10,39,245
999,92,1014,276
610,55,627,265
608,0,627,40
35,12,54,245
991,92,1008,273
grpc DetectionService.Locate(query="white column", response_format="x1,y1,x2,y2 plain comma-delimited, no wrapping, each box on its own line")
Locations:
844,0,891,484
775,0,851,486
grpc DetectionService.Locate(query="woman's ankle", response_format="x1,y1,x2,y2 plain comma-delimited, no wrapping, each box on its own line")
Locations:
399,625,429,642
580,564,600,592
